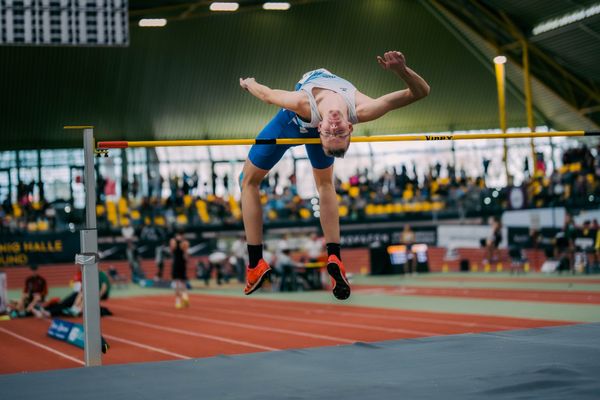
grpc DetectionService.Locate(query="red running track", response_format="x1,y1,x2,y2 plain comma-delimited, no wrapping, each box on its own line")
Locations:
419,276,600,284
354,285,600,304
0,293,572,374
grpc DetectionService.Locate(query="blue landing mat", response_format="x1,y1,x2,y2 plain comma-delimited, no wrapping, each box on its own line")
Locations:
2,323,600,400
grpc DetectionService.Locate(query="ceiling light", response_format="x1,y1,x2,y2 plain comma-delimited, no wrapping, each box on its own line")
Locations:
138,18,167,27
493,56,507,65
532,3,600,35
263,2,291,10
210,2,239,12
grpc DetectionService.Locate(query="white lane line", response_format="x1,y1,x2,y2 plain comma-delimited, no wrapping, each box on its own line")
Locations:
184,295,520,331
109,316,279,352
133,298,438,336
0,327,85,366
102,333,192,360
110,303,358,344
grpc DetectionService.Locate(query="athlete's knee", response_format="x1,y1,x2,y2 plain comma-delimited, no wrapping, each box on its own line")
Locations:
240,161,268,191
312,166,334,191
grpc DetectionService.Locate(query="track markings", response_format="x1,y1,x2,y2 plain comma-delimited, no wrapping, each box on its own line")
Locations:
181,294,554,330
110,303,358,344
0,327,84,366
102,333,192,359
132,297,439,336
109,316,279,351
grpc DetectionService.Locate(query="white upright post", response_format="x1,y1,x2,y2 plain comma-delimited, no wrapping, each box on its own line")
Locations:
76,127,102,366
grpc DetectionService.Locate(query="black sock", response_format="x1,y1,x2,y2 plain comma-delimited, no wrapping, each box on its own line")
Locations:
247,244,263,268
326,243,341,260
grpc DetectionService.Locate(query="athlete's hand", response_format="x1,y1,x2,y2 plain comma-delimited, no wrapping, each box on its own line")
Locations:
240,77,256,91
377,51,407,74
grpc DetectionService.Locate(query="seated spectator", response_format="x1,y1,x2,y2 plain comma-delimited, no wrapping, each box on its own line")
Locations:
46,269,112,317
304,233,324,263
10,264,47,318
275,246,303,292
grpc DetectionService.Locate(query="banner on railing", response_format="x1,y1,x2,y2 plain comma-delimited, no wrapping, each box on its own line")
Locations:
0,233,79,266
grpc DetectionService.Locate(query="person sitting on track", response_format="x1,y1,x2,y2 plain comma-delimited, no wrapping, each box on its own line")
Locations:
10,264,47,318
239,51,430,299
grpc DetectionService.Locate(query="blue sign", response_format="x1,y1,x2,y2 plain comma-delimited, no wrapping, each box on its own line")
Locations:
48,319,85,349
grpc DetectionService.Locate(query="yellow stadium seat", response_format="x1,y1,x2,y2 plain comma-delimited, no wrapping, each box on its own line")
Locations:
176,214,188,225
587,174,595,184
339,205,348,217
195,199,210,223
118,198,128,214
183,195,192,207
154,216,166,226
299,208,311,219
569,163,581,172
96,204,106,216
37,220,49,231
349,186,360,198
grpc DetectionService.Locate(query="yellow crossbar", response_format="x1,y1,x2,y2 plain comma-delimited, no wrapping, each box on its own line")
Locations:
96,130,598,149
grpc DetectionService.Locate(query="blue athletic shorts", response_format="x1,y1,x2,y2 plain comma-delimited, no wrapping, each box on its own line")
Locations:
247,109,334,171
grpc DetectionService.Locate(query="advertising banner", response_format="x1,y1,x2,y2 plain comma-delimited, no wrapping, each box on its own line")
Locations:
0,233,79,266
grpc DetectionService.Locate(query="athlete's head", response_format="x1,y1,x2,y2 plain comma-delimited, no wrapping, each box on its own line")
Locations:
318,109,353,158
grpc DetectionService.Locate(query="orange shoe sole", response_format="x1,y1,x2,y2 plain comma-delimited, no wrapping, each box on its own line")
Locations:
244,268,272,295
327,262,351,300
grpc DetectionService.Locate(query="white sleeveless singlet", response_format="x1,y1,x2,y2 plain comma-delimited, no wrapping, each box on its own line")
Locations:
294,68,359,130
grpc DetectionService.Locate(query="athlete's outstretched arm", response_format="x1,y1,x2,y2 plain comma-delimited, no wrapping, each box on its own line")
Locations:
240,77,308,117
356,51,430,123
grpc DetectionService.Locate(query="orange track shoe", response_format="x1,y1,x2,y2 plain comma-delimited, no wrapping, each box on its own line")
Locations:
244,259,272,295
327,255,351,300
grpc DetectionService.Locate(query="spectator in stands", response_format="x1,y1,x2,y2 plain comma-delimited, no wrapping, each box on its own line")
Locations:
12,264,47,318
170,230,190,309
